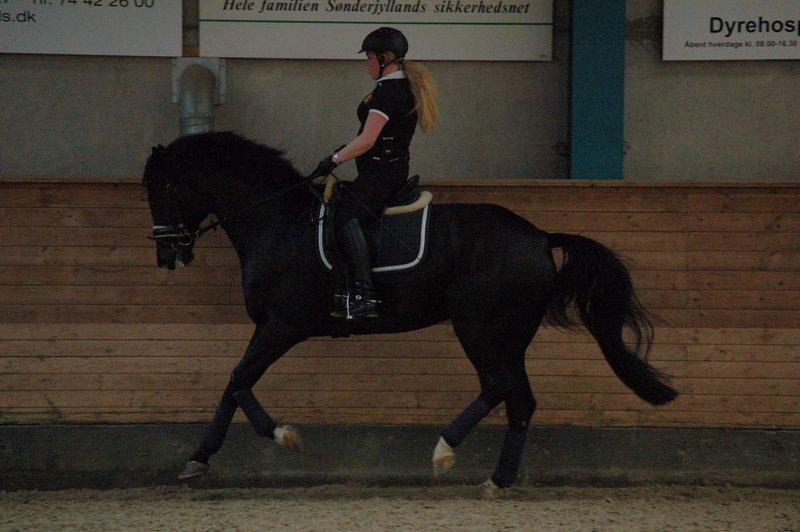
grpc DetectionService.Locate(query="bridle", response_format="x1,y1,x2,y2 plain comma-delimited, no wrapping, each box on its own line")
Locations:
147,181,216,254
147,170,327,250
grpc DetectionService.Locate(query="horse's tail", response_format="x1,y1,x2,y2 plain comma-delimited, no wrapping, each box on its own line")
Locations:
545,233,678,406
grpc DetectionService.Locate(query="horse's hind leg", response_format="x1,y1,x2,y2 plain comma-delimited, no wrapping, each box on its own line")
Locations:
179,321,303,479
435,312,542,491
487,353,536,491
433,319,499,476
434,315,513,475
485,315,541,493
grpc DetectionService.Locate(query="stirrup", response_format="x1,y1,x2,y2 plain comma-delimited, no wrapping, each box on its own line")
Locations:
331,292,379,319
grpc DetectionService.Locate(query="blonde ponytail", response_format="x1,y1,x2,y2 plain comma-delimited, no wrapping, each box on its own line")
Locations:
403,60,438,132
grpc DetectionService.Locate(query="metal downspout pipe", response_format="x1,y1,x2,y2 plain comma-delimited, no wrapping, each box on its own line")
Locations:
173,58,225,136
179,64,216,136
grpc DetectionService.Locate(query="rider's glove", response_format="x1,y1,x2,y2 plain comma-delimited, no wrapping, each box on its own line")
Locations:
314,154,338,178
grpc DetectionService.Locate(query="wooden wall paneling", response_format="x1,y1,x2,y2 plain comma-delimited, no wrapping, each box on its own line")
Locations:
0,181,797,428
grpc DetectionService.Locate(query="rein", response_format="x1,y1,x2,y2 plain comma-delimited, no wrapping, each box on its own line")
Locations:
149,170,327,248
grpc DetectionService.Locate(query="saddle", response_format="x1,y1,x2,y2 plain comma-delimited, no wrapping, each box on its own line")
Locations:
317,175,433,273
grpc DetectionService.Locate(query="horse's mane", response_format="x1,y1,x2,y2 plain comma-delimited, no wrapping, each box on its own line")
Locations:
160,131,305,191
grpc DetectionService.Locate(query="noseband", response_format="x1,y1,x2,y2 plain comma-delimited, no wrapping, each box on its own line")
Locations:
148,224,206,250
147,182,217,251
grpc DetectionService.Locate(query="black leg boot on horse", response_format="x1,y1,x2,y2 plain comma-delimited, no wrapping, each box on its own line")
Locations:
332,218,380,319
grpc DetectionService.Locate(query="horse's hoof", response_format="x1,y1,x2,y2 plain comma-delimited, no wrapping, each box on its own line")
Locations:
479,479,500,499
432,436,455,478
178,460,209,480
274,425,303,452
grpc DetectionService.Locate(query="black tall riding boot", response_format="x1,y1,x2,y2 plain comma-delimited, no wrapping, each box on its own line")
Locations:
332,218,379,319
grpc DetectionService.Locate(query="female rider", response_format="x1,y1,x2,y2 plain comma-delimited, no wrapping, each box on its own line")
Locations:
314,27,438,319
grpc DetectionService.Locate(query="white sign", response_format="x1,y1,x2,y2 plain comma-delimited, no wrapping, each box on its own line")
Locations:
200,0,552,60
664,0,800,60
0,0,182,57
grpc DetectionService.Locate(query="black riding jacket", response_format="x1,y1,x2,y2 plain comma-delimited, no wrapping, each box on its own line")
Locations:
355,72,417,173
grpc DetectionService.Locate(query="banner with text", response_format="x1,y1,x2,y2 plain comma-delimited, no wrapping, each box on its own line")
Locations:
0,0,181,57
200,0,552,60
663,0,800,60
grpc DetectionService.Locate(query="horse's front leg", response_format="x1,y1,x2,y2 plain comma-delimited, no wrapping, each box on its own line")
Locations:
179,320,304,479
178,380,237,479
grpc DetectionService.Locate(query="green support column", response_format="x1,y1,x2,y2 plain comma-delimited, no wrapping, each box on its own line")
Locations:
570,0,626,179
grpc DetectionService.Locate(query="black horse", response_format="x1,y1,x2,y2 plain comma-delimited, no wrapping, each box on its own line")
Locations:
142,131,677,492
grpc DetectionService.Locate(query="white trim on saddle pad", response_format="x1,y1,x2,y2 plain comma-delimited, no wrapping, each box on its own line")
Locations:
317,202,431,272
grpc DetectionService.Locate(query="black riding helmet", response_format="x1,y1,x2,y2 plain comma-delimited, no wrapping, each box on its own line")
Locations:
359,27,409,63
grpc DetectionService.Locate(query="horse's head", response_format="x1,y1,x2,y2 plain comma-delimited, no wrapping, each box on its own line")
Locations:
142,144,209,270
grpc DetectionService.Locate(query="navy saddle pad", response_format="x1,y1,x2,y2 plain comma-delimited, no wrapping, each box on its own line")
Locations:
317,202,431,273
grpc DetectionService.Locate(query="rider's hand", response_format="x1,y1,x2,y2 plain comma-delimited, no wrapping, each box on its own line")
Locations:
314,154,337,178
